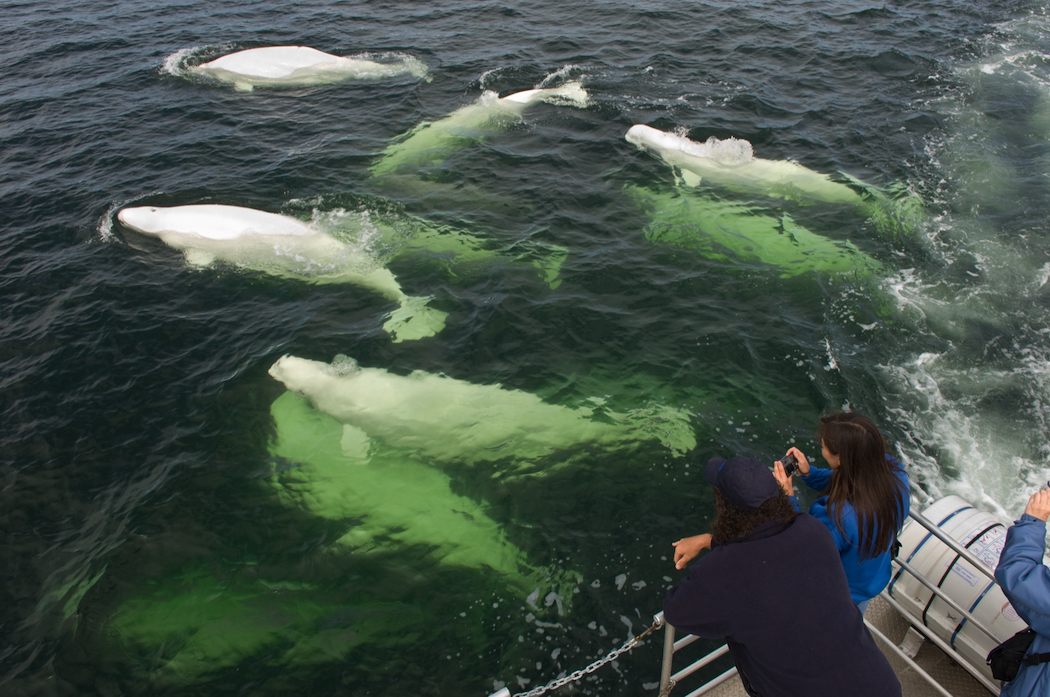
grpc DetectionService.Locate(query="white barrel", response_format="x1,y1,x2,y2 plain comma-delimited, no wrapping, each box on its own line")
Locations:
889,495,1027,681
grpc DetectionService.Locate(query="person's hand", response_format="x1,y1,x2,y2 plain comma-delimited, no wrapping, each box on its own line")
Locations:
773,460,794,497
1025,489,1050,522
785,446,810,476
672,534,712,570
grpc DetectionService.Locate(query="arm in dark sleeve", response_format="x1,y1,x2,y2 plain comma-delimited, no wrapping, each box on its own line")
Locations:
663,559,731,637
995,515,1050,636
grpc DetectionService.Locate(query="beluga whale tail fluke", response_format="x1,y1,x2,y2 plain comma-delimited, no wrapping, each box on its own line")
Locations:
625,124,923,241
188,46,428,92
116,204,446,342
370,81,590,177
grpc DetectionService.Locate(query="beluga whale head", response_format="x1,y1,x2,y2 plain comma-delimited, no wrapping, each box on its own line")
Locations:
268,354,356,400
116,205,164,236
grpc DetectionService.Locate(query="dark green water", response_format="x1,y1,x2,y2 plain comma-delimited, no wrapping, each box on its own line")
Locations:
4,0,1050,694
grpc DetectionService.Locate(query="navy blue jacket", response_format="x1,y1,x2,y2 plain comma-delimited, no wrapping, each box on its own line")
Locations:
663,513,900,697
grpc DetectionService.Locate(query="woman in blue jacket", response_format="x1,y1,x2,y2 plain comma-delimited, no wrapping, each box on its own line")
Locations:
773,412,910,614
995,489,1050,697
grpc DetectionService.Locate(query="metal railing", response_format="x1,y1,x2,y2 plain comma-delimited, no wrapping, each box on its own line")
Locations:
487,502,1011,697
655,505,1008,697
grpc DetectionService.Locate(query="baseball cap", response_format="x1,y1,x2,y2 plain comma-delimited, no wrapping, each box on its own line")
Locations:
705,455,780,510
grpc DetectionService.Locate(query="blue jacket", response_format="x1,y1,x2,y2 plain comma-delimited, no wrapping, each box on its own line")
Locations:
995,514,1050,697
663,514,901,697
794,456,910,604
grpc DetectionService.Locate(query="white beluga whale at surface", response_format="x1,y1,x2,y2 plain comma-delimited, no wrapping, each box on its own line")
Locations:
625,124,865,206
190,46,428,91
116,204,446,342
625,124,924,242
267,354,696,471
371,82,590,177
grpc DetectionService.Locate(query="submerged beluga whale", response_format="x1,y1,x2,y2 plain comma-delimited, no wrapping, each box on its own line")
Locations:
267,354,696,471
626,185,887,278
371,82,590,177
267,389,579,598
625,124,922,242
116,204,446,342
190,46,428,91
98,391,580,688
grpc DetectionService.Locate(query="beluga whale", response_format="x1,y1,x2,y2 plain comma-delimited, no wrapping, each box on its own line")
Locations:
116,204,446,342
626,124,866,206
266,389,580,597
625,124,922,241
190,46,428,91
370,82,590,177
267,354,697,473
625,184,886,278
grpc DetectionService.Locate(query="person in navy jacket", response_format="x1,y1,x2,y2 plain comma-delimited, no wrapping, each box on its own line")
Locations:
995,488,1050,697
665,455,900,697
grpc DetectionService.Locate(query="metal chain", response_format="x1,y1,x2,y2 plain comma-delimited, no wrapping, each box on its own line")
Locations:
510,620,662,697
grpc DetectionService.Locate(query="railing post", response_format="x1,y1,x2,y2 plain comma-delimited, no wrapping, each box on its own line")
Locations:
659,619,676,697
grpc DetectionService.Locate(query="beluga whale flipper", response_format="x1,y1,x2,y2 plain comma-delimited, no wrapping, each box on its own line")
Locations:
370,82,590,177
116,204,446,342
625,124,922,241
189,46,428,92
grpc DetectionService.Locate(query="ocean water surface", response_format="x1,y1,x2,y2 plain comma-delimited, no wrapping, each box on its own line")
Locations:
4,0,1050,694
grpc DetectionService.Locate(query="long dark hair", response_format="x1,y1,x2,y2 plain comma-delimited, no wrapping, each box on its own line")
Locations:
710,489,798,546
817,412,907,560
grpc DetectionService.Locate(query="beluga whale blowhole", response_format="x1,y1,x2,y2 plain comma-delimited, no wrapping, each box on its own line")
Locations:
116,204,446,342
188,46,428,91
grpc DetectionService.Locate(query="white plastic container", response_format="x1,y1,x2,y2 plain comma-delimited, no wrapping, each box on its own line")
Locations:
889,495,1028,682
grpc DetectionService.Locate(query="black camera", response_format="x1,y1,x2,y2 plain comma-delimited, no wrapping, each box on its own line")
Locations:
780,452,798,476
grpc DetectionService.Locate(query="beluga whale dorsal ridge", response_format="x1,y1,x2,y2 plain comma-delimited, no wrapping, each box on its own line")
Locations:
190,46,428,91
116,204,446,342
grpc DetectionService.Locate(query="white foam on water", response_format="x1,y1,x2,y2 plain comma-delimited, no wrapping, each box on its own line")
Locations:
863,13,1050,519
537,64,587,89
160,46,205,77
